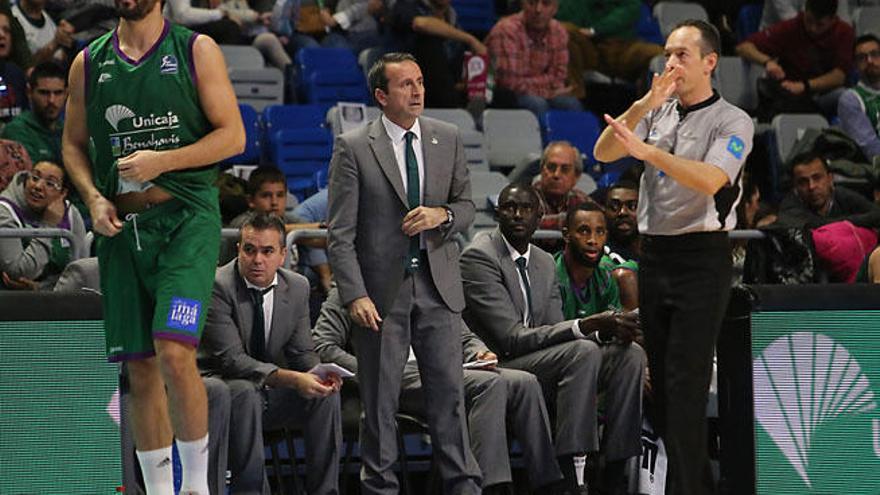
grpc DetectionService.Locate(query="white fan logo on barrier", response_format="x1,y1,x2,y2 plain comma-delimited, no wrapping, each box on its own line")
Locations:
105,104,135,132
753,332,877,488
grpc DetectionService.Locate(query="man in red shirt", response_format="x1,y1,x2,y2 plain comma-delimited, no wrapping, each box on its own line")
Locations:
736,0,853,119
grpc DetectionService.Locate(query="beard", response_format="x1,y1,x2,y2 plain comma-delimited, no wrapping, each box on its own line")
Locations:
115,0,157,21
611,218,638,243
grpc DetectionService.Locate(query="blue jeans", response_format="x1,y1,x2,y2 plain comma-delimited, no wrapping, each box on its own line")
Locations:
516,93,583,119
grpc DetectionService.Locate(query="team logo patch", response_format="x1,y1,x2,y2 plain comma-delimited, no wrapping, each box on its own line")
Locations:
160,55,178,75
166,297,201,333
727,136,745,159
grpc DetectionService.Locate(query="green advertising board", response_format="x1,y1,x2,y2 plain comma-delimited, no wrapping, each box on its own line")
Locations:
0,319,121,494
751,310,880,494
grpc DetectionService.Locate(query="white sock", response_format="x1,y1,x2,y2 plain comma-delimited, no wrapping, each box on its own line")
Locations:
573,454,587,486
176,434,210,494
136,446,174,495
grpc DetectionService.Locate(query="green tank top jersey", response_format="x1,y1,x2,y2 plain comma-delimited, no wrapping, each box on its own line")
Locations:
84,20,218,213
853,83,880,137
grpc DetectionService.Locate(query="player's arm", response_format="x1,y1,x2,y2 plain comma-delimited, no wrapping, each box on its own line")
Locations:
117,35,245,182
62,52,123,236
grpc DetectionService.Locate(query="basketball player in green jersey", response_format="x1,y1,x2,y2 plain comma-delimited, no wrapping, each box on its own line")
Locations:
62,0,244,491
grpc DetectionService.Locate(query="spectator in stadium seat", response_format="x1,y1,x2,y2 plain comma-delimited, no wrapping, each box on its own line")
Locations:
311,286,565,495
759,0,849,30
486,0,582,118
777,150,880,229
1,61,65,164
387,0,487,108
292,187,331,295
0,160,85,289
555,0,663,99
460,182,645,494
11,0,75,65
164,0,244,45
533,141,600,240
838,34,880,163
736,0,854,119
198,212,342,494
0,12,30,127
317,0,384,57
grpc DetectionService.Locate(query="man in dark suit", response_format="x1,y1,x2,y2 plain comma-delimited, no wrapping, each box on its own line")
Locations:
327,52,480,494
312,286,565,494
460,182,645,494
198,213,342,494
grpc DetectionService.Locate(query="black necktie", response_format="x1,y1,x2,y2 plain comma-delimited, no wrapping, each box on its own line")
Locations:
404,131,421,271
249,287,272,361
515,257,533,326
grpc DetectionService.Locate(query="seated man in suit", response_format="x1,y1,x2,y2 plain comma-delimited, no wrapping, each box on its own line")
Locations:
460,182,645,494
311,286,565,494
199,212,342,494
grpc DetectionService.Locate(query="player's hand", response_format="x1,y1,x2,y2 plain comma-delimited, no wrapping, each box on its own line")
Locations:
118,150,166,183
603,113,654,161
642,65,682,110
89,195,123,237
2,272,39,290
402,206,447,236
348,296,382,331
780,79,806,95
580,310,640,345
291,371,336,398
764,60,785,81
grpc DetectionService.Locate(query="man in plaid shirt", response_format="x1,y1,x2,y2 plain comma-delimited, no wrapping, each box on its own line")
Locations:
486,0,582,118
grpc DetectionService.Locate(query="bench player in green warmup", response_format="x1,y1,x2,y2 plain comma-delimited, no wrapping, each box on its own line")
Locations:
61,0,245,492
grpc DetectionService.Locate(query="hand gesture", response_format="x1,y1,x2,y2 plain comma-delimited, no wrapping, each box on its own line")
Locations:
43,195,66,227
348,296,382,331
643,65,682,111
764,60,785,81
581,310,640,345
603,113,652,161
89,195,123,237
118,150,165,183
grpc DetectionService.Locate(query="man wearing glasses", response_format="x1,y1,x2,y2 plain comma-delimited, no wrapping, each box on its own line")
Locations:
0,161,86,289
838,34,880,163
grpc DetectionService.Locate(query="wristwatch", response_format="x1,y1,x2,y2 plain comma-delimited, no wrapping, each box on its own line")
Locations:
444,207,454,226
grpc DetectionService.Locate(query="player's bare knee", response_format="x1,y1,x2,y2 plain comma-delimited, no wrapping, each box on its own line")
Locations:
154,339,198,381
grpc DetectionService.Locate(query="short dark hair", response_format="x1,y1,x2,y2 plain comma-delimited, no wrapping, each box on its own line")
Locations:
498,181,541,207
239,211,286,247
564,202,605,230
788,150,829,172
28,61,67,88
246,166,287,196
368,52,418,106
855,33,880,53
671,19,721,57
608,179,639,194
805,0,838,19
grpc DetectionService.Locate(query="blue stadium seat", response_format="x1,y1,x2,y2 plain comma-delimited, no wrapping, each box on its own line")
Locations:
303,70,370,106
541,110,601,165
451,0,496,34
736,3,762,42
268,127,333,199
263,104,329,131
223,103,262,165
295,47,360,88
635,2,664,45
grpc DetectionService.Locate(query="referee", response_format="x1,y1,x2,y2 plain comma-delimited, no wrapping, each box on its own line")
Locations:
593,19,753,495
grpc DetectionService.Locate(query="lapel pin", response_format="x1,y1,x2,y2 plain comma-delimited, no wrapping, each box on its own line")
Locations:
431,137,438,145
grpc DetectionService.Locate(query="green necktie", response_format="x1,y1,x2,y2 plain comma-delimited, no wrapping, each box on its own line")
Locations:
404,131,421,271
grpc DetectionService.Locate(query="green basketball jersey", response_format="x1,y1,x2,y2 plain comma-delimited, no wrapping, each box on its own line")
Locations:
853,82,880,139
84,20,218,213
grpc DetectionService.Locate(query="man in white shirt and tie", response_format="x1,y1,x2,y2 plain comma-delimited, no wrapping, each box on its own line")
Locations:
198,212,343,494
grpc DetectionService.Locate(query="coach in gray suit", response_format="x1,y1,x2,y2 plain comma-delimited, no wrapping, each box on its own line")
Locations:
327,52,480,494
312,287,564,493
199,213,342,495
461,183,646,494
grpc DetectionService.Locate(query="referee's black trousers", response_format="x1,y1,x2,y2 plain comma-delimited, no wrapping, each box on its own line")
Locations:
639,232,732,495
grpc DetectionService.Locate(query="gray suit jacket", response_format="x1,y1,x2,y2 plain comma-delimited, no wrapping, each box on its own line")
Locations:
460,229,578,359
327,116,475,315
198,260,320,386
312,286,490,374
